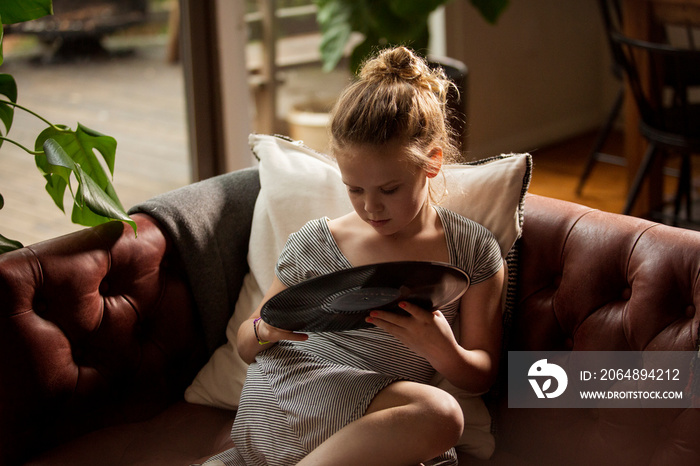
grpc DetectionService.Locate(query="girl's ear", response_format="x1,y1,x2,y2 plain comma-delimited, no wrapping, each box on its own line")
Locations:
426,147,443,178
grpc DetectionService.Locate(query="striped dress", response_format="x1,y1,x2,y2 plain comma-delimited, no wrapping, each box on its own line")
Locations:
206,206,502,466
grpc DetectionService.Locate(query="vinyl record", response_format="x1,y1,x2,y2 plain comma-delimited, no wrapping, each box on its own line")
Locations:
261,261,469,332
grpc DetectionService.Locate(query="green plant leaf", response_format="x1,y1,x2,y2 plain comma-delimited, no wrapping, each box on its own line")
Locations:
349,36,375,75
0,74,18,145
316,0,435,74
0,192,24,253
42,135,77,173
0,0,52,25
388,0,448,20
0,74,18,104
470,0,509,24
0,233,23,254
35,128,116,209
0,18,4,66
34,125,136,233
35,123,117,177
34,124,121,221
70,164,136,232
42,138,136,233
365,2,430,46
315,0,355,72
34,127,71,210
314,0,510,74
35,152,69,212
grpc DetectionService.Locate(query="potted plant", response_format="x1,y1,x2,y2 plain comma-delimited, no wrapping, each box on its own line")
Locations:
313,0,509,73
286,0,509,153
0,0,135,254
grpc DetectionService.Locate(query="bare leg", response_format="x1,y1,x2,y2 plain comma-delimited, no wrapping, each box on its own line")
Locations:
297,380,463,466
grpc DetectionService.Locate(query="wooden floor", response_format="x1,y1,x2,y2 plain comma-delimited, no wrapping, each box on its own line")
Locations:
531,129,700,229
0,35,678,247
528,129,627,214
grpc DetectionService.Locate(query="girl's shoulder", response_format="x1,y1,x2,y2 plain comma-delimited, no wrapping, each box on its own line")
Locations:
284,217,334,255
293,217,330,236
434,205,495,237
326,211,360,231
434,205,502,284
278,217,346,285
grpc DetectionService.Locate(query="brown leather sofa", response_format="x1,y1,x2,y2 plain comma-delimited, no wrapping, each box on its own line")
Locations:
1,167,698,466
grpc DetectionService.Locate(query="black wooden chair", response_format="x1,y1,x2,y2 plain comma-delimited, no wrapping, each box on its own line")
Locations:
607,10,700,224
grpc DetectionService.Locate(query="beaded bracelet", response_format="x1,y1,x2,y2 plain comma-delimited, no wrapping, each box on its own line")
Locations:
253,317,271,345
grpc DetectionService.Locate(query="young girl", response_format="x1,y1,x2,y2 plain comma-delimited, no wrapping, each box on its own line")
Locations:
213,46,504,466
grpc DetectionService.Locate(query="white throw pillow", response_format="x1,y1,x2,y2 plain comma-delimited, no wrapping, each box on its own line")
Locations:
185,133,532,459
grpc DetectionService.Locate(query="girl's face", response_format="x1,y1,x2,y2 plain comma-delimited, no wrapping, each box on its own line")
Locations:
335,141,434,237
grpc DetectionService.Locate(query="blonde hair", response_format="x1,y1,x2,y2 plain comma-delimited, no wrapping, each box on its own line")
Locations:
329,46,460,175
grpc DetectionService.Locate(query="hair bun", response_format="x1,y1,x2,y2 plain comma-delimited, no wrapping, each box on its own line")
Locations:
360,46,421,81
330,45,460,165
360,46,426,82
360,46,450,99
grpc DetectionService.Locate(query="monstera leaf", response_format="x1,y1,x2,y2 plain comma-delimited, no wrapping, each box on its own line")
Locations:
0,193,23,253
0,74,17,148
36,127,136,232
0,0,52,25
0,0,53,66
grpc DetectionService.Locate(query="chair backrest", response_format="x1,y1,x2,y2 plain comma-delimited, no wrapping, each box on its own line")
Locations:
598,0,625,78
599,0,700,145
612,31,700,141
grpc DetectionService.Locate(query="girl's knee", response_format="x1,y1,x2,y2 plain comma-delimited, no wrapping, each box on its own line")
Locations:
422,387,464,446
368,381,463,450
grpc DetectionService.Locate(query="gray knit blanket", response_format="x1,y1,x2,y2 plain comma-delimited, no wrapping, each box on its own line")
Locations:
129,167,260,354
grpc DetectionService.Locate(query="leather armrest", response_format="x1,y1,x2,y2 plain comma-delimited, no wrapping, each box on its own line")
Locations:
0,214,206,464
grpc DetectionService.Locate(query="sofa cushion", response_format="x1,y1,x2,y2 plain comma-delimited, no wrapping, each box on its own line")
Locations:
185,134,531,459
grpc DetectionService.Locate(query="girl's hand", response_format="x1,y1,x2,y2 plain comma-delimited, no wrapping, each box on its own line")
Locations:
365,301,459,362
255,318,309,344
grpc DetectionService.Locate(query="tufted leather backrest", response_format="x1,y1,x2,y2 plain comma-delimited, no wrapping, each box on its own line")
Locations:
515,194,700,352
0,214,206,465
504,194,700,466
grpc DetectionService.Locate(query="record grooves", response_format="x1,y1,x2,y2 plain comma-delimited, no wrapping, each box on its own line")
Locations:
261,261,469,332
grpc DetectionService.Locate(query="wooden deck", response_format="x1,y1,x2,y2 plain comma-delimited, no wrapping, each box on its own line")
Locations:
1,36,190,246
